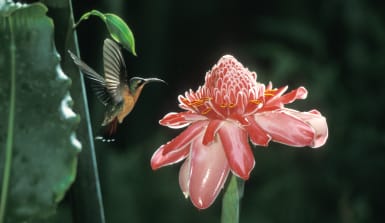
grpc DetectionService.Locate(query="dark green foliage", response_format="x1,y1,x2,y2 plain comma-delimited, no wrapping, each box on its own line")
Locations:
0,2,80,222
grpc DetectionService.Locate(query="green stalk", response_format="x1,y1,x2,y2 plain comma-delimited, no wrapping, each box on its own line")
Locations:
73,10,106,29
62,1,106,223
0,16,16,223
221,173,244,223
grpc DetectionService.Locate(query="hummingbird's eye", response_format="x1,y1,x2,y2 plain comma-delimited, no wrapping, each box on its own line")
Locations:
134,79,145,90
137,80,144,86
129,78,147,93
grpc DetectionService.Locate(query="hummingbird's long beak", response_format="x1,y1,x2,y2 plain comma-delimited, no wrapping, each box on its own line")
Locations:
143,78,167,85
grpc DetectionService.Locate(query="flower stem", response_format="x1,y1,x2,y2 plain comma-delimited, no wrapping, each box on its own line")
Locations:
221,173,244,223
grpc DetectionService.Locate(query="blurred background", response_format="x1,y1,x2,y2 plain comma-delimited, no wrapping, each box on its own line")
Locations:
65,0,385,222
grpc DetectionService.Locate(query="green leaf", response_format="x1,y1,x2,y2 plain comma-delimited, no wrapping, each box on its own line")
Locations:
74,9,137,56
0,2,80,222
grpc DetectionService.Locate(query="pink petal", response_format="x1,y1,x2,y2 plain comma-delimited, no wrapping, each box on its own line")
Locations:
151,144,189,170
279,86,308,103
263,86,307,110
160,112,207,129
254,109,326,147
179,134,230,209
244,116,271,146
284,109,328,148
162,121,207,155
202,120,223,145
271,85,288,98
151,121,207,170
266,81,273,90
218,121,255,180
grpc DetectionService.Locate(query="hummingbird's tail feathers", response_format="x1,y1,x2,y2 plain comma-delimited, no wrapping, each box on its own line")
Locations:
67,50,113,106
95,118,118,143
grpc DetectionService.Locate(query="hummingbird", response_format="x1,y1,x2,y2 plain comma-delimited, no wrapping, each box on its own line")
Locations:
68,38,166,141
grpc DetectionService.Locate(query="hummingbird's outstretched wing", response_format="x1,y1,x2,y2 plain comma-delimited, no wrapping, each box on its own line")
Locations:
68,50,112,106
103,38,127,104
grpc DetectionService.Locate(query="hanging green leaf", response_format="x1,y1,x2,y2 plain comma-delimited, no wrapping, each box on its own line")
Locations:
0,2,80,222
74,9,137,56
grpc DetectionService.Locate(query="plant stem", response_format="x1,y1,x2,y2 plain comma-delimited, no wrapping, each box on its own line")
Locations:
73,10,106,29
0,16,16,223
221,173,244,223
63,1,106,223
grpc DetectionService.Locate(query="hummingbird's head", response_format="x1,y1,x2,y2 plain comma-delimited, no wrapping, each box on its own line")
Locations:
129,77,167,95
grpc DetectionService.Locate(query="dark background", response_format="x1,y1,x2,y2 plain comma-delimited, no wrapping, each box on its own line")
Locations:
68,0,385,222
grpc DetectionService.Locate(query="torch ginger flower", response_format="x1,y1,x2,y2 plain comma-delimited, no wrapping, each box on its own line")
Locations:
151,55,328,209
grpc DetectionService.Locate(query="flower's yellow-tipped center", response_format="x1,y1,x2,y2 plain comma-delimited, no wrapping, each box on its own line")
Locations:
182,88,279,117
180,97,211,107
201,107,212,115
263,89,278,97
179,55,273,118
220,103,236,108
250,89,278,105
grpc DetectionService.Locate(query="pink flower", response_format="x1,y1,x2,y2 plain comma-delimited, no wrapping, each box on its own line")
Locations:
151,55,328,209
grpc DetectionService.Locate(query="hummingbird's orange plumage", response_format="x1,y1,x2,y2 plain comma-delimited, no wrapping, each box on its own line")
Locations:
117,84,143,123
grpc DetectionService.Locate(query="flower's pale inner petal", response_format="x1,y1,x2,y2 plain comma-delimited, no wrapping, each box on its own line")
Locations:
254,110,317,147
188,134,230,209
179,156,191,199
218,121,255,180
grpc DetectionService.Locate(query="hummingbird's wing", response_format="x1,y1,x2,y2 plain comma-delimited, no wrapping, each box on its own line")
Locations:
68,50,112,106
103,38,127,104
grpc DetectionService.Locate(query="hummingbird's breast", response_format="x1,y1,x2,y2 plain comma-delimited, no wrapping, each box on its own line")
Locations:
117,86,136,123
